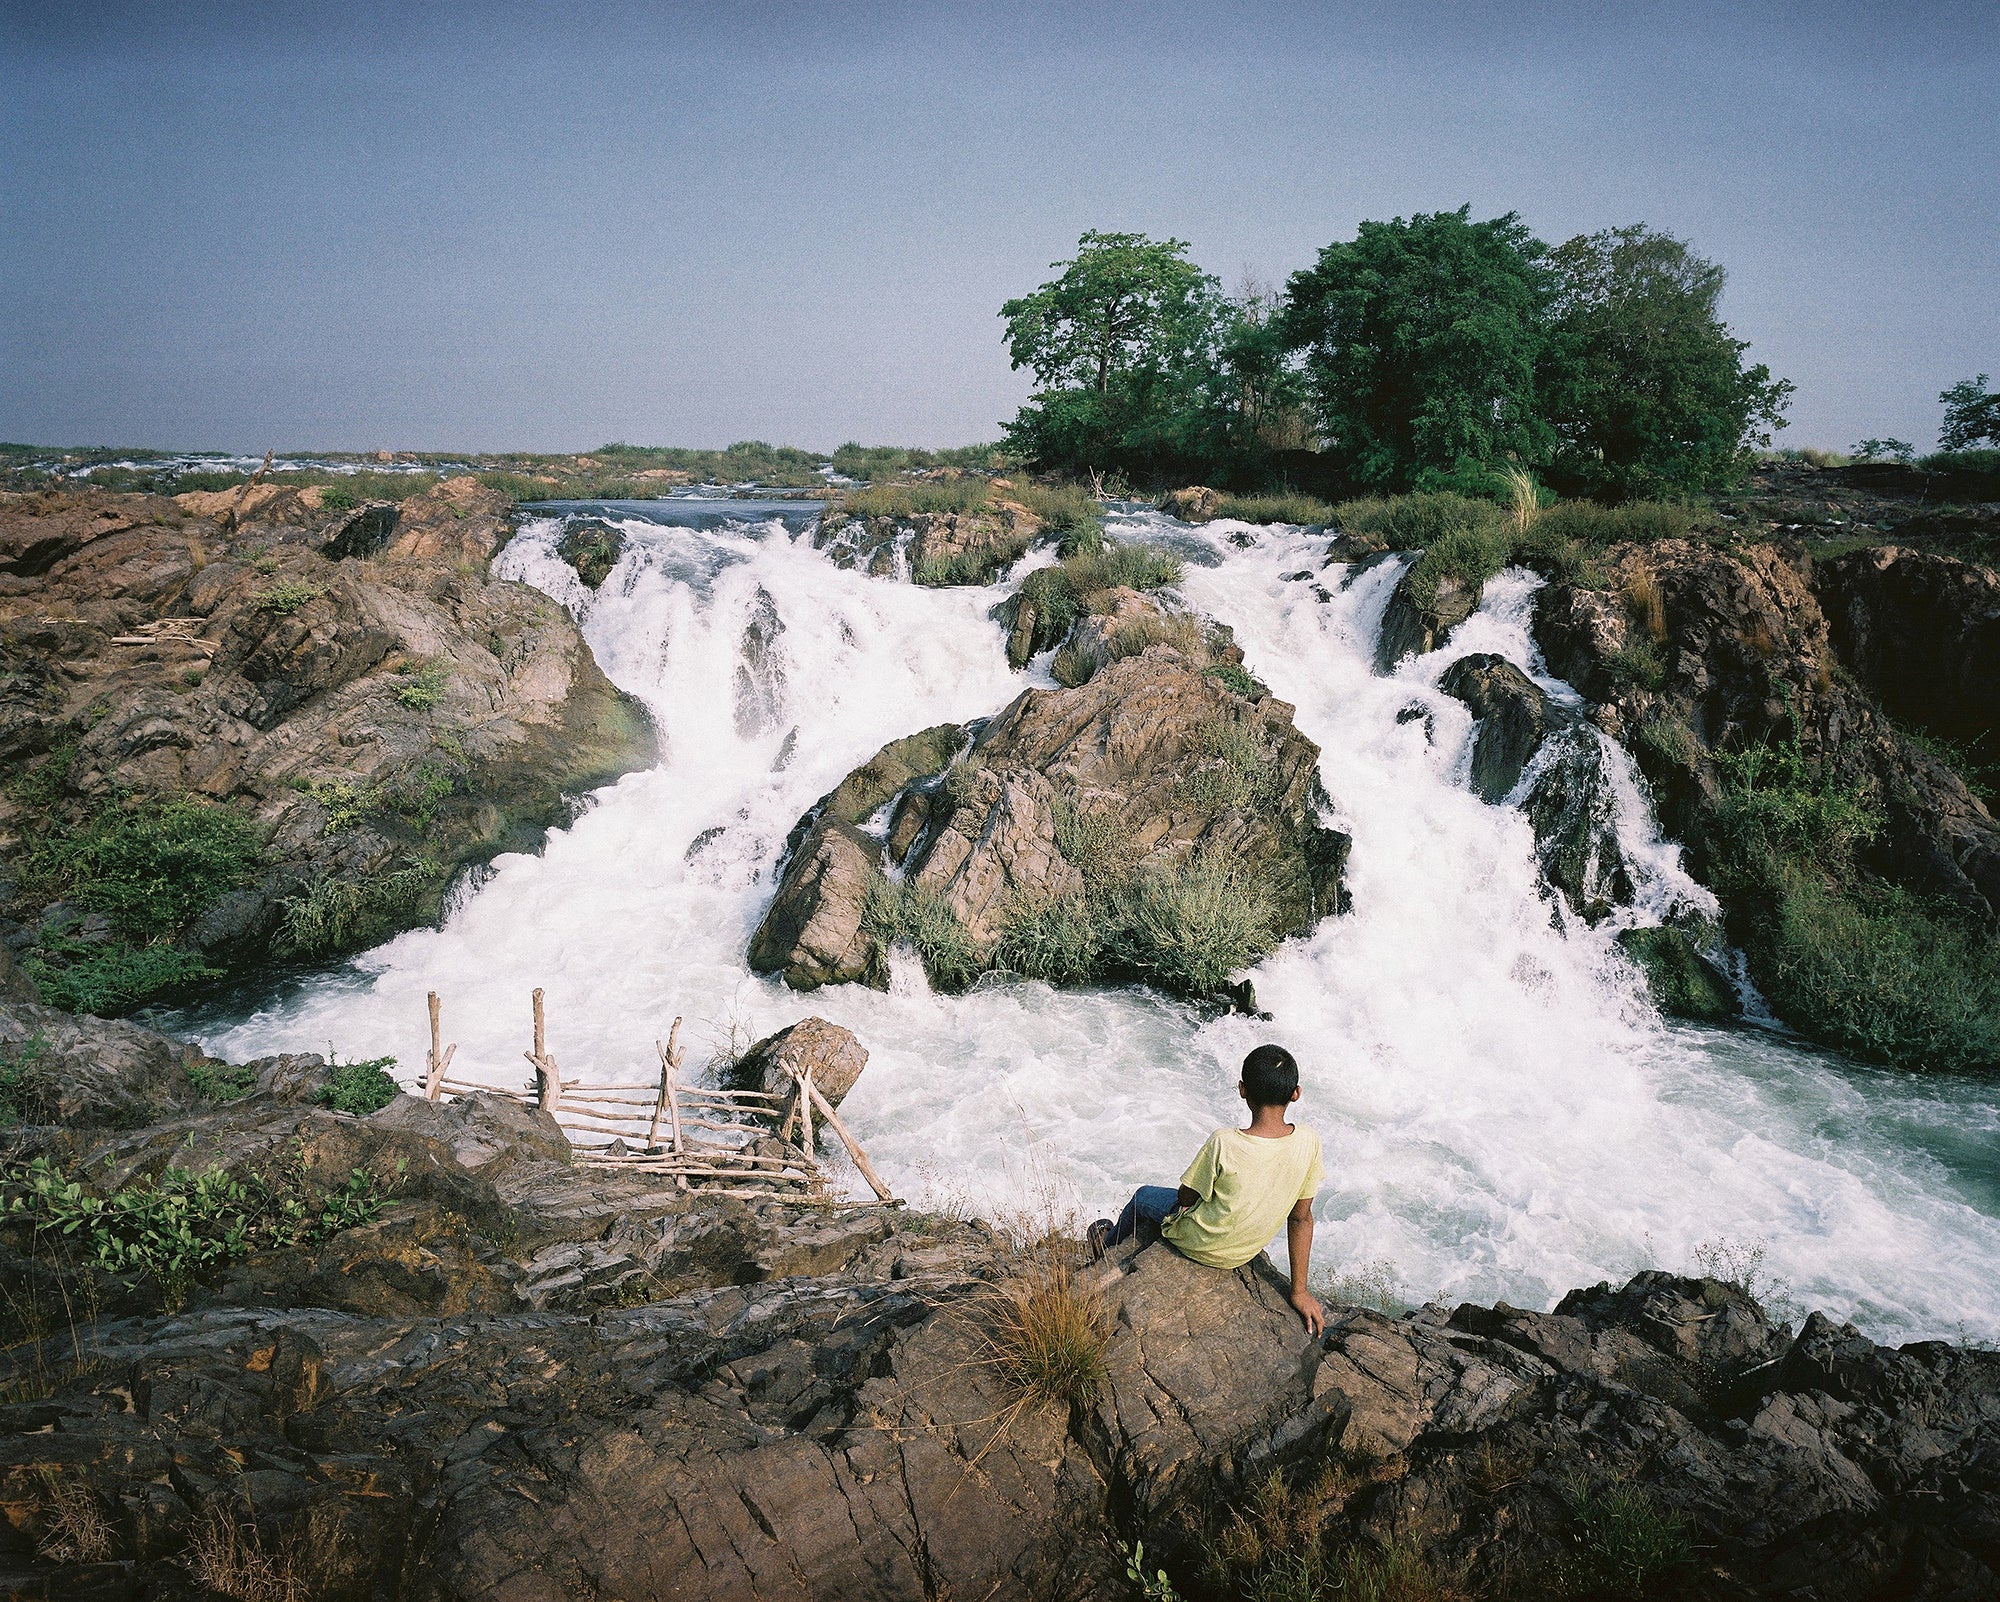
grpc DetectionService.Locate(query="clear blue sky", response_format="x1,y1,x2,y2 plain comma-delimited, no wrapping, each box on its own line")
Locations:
4,1,1995,455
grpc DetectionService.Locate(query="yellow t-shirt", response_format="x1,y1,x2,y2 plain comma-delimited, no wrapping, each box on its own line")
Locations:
1161,1123,1325,1269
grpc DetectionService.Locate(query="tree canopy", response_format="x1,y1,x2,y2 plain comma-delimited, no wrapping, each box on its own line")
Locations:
1279,207,1552,492
1538,225,1792,497
1939,375,2000,452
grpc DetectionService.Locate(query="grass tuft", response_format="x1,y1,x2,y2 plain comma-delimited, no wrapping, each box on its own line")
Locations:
983,1253,1112,1412
316,1054,401,1115
251,579,327,615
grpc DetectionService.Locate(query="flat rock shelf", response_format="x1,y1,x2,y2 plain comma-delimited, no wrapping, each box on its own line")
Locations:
419,988,893,1203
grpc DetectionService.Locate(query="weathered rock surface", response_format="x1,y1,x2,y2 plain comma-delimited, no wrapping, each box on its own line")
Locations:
750,637,1351,994
5,1044,1994,1602
733,1016,869,1109
0,999,207,1126
0,485,654,997
1535,539,2000,925
553,517,626,589
1438,652,1560,802
1814,543,2000,749
1159,484,1224,522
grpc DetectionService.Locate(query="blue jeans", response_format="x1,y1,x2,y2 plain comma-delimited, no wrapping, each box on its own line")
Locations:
1111,1185,1181,1247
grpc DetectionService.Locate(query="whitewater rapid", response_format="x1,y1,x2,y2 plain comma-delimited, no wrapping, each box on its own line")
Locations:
175,501,2000,1342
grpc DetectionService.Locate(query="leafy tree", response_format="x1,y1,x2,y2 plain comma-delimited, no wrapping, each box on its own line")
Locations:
1279,207,1553,492
1000,231,1234,478
1939,375,2000,451
1538,225,1792,498
1853,438,1915,463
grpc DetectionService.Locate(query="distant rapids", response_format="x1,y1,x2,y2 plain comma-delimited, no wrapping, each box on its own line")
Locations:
169,498,2000,1343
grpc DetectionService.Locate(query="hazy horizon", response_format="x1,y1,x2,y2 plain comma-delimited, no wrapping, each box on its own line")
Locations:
5,1,1996,457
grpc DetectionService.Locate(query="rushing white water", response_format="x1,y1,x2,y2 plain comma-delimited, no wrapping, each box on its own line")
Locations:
172,500,2000,1342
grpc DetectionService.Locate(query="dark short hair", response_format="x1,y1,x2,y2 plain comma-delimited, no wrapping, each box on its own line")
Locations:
1241,1044,1299,1106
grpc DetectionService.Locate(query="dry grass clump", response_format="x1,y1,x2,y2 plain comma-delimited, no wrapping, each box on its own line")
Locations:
1624,566,1667,643
183,1501,347,1602
983,1252,1112,1412
35,1469,115,1562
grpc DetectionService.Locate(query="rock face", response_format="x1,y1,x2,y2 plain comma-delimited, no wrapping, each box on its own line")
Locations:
749,637,1351,996
1535,539,2000,925
1814,544,2000,749
1438,653,1558,802
0,999,207,1126
733,1016,868,1109
1160,484,1224,522
815,496,1044,583
554,518,626,589
1377,559,1479,670
4,1048,1994,1602
0,485,655,1002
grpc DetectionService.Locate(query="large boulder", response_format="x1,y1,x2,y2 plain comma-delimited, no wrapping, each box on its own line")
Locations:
733,1017,868,1109
1438,652,1560,802
746,816,883,988
0,1000,204,1126
1160,485,1224,522
1376,560,1480,670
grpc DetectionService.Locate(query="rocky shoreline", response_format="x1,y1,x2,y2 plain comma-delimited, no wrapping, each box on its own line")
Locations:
2,1010,1995,1600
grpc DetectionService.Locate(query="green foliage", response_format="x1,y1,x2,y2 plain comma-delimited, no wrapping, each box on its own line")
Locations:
1938,374,2000,452
30,795,261,942
554,521,626,588
317,1054,401,1115
1210,492,1339,525
318,485,359,512
1051,794,1137,887
1334,490,1504,551
995,890,1102,983
0,1032,51,1125
1712,741,1881,864
1539,225,1793,497
830,441,1005,480
251,579,327,614
1852,438,1916,464
1203,662,1265,699
4,1153,392,1310
188,1058,256,1102
840,478,990,518
294,775,374,833
1007,480,1103,542
1531,498,1695,547
1557,1481,1694,1597
26,940,221,1015
1403,521,1516,613
1920,446,2000,476
1104,850,1276,996
1282,206,1553,492
913,541,1032,588
277,861,443,959
393,659,449,711
865,880,982,992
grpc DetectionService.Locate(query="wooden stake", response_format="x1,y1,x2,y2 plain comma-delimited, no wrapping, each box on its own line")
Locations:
529,988,560,1114
798,1066,814,1154
806,1079,894,1203
425,992,456,1100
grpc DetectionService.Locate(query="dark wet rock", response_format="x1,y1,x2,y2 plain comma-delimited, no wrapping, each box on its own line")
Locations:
1814,544,2000,749
1322,527,1389,566
1377,560,1478,670
1616,923,1739,1021
1521,728,1633,924
553,517,625,588
733,1016,869,1110
1394,701,1434,740
1439,653,1561,802
0,485,655,997
317,499,400,560
0,944,36,1005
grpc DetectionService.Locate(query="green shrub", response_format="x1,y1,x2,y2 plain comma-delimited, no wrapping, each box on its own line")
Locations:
4,1153,391,1311
318,485,359,513
1105,851,1275,996
1203,662,1265,699
1402,520,1516,612
1211,492,1339,525
30,795,261,942
1052,794,1136,886
0,1032,51,1124
292,775,374,834
277,861,443,959
393,661,449,711
188,1058,256,1101
841,479,991,519
1050,638,1100,687
252,580,327,614
913,540,1031,587
317,1054,401,1115
1009,481,1102,542
1559,1482,1693,1596
25,940,221,1015
864,880,983,992
1606,636,1670,691
1534,498,1695,546
1334,490,1503,551
996,891,1103,982
1065,541,1183,595
1919,446,2000,476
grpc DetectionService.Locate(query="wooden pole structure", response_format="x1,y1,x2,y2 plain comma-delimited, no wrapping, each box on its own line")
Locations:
797,1066,814,1154
806,1078,893,1203
425,991,456,1100
527,987,561,1115
650,1019,686,1156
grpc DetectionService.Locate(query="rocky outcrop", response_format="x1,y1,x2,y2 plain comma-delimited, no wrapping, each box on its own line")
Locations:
4,1043,1994,1602
815,495,1044,583
1160,485,1224,522
1376,559,1478,670
1616,923,1739,1021
554,518,626,589
1438,653,1558,802
1535,539,2000,924
1814,544,2000,748
750,637,1350,997
0,485,655,1003
733,1016,868,1109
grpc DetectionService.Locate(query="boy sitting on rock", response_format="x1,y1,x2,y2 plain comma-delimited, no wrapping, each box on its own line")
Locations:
1089,1044,1326,1336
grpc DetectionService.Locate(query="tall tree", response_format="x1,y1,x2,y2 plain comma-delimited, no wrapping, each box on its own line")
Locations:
1539,225,1792,497
1279,207,1552,492
999,231,1231,477
1938,375,2000,452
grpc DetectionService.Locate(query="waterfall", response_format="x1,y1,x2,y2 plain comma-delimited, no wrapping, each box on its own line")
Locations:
176,499,2000,1342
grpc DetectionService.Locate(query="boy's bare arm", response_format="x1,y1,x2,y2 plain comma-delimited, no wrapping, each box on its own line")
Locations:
1286,1199,1324,1337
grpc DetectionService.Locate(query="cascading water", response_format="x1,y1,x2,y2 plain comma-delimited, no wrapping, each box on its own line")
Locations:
173,499,2000,1342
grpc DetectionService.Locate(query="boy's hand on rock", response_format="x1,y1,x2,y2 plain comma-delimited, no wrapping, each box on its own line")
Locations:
1290,1287,1324,1337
